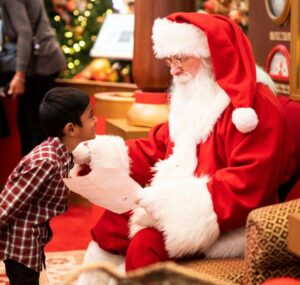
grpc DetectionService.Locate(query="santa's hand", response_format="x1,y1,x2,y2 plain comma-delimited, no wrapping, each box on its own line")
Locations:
135,187,160,219
129,204,158,238
72,142,91,165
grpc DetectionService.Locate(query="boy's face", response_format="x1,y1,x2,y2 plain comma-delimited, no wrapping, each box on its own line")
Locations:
77,104,97,142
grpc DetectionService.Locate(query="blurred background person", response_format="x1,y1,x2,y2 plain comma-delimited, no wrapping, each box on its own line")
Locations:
0,0,66,155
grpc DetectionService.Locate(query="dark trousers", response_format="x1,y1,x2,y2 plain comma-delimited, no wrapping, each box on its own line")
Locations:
4,259,40,285
0,72,58,155
17,73,57,156
0,72,14,138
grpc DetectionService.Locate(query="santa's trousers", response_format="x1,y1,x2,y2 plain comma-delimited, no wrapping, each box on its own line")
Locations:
91,210,171,271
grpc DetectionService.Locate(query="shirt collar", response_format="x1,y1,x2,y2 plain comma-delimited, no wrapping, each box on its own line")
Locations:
47,137,69,164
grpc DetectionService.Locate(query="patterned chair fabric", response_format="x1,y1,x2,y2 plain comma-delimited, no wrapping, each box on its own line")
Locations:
180,258,244,284
177,200,300,285
244,199,300,284
64,262,235,285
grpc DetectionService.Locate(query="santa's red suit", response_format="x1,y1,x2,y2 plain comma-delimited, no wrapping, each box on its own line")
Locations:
74,12,295,281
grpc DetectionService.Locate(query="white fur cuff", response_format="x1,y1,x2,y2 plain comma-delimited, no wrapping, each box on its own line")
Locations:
87,135,130,173
134,176,220,258
129,207,158,238
73,143,91,164
82,241,125,266
205,227,246,258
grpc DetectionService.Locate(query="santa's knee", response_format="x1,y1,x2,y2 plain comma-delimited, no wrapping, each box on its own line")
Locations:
125,227,170,271
92,210,130,255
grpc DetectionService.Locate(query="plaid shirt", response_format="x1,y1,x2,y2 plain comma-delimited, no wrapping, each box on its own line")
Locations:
0,137,72,272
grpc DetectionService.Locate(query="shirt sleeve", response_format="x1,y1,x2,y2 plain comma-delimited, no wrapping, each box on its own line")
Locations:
0,159,55,228
4,0,33,72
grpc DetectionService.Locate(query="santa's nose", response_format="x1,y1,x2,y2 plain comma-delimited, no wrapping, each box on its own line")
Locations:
170,66,183,76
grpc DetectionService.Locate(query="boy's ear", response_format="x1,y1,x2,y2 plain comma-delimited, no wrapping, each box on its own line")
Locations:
63,122,78,137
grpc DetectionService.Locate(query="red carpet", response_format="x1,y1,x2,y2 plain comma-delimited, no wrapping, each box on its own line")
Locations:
0,99,22,186
45,203,104,252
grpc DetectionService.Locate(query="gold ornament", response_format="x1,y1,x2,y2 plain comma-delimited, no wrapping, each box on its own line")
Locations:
90,58,119,82
90,58,111,73
107,70,119,82
73,26,84,38
96,16,104,23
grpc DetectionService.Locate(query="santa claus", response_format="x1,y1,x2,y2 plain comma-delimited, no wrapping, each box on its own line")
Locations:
75,12,295,284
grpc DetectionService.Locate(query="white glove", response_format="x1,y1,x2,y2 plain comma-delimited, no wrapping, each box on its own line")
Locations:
135,187,161,220
129,206,158,238
134,176,219,259
72,142,91,165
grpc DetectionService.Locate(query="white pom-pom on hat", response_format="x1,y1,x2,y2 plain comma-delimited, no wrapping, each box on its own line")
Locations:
232,108,258,133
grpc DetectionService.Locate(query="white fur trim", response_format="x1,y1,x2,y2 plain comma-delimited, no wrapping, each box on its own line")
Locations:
232,108,258,133
82,241,125,265
256,65,277,95
76,241,125,285
194,88,231,143
129,207,157,238
85,135,130,173
152,18,210,59
73,143,91,164
132,175,220,258
205,227,245,258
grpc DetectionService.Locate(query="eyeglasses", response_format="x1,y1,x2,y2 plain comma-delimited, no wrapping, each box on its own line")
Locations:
164,56,190,68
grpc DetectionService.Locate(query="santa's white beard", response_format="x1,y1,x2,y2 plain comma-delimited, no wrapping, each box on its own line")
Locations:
173,72,193,84
168,67,220,144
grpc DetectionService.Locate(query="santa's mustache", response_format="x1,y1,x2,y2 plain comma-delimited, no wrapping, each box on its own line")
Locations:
173,72,193,84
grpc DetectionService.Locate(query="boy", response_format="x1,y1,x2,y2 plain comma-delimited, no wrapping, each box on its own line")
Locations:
0,87,97,284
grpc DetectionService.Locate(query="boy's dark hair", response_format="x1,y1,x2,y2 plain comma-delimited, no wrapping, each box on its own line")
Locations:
39,87,90,138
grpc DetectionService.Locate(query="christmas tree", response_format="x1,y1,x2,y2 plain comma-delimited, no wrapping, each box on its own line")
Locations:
45,0,113,78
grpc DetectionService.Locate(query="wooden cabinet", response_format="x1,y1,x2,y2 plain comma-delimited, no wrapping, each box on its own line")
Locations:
248,0,291,95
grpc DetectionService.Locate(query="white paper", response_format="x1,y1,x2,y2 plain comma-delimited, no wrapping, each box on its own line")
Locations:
63,168,141,214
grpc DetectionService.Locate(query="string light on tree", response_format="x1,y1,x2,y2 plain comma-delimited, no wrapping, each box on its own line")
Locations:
46,0,134,82
46,0,113,78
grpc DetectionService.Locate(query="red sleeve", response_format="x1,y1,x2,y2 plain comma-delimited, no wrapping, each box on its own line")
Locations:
209,85,296,231
126,123,170,186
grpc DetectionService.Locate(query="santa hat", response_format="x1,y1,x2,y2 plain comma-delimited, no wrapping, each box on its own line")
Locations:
152,13,258,133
